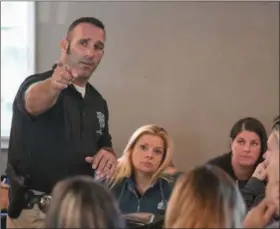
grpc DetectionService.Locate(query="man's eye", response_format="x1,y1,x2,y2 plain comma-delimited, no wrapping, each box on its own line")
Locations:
94,43,104,50
80,40,88,46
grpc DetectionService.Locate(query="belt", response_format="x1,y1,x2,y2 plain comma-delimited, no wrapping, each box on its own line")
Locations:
26,189,51,213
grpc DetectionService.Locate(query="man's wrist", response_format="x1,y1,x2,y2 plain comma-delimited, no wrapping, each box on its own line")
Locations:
101,147,116,156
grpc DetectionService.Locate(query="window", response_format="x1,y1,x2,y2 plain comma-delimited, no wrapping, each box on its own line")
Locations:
1,1,35,148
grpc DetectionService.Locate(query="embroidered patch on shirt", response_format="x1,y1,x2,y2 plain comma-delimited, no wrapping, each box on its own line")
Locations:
157,200,167,210
96,111,105,135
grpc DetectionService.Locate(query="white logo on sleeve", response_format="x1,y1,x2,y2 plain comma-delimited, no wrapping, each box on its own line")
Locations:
96,111,105,135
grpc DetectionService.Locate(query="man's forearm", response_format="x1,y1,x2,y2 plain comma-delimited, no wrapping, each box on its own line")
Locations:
24,79,61,116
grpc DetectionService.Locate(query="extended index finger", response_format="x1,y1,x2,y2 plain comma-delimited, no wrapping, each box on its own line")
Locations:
55,61,76,78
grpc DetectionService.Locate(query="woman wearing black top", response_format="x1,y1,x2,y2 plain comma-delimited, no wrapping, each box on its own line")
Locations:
207,117,268,210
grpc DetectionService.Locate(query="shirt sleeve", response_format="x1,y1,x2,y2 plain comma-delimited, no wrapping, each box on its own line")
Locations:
240,177,266,211
14,72,54,119
14,75,41,116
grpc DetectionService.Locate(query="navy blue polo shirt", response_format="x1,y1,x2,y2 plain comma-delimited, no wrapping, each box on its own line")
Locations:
6,67,112,193
110,174,180,215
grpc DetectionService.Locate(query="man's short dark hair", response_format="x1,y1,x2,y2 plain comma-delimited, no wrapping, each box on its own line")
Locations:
67,17,105,36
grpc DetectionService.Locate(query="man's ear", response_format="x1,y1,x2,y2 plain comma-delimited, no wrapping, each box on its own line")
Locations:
60,38,69,54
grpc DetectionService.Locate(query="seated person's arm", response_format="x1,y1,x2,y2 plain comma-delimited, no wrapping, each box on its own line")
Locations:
241,162,266,210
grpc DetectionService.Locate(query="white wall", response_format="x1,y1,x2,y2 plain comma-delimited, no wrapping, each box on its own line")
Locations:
1,1,279,174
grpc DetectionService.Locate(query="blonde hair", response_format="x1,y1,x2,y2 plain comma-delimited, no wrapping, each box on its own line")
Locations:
45,176,124,228
107,124,174,188
165,165,246,228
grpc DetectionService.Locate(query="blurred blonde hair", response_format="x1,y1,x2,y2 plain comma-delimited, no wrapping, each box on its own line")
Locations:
165,165,246,228
107,124,174,188
45,176,124,228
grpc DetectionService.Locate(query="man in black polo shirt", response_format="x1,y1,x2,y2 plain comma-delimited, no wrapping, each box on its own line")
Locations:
6,17,117,228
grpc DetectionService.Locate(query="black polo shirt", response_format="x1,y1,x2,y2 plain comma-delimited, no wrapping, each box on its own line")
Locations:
7,67,112,193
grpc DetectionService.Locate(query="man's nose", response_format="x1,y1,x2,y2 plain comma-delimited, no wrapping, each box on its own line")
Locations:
86,47,95,58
